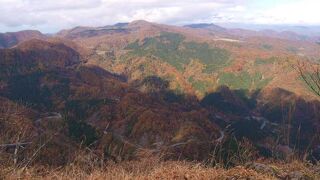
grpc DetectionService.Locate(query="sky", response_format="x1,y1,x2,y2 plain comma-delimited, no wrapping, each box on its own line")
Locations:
0,0,320,33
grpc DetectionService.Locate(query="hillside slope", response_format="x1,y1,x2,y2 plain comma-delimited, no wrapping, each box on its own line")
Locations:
0,22,319,170
0,30,46,48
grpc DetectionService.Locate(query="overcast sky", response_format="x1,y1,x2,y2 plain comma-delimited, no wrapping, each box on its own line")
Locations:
0,0,320,33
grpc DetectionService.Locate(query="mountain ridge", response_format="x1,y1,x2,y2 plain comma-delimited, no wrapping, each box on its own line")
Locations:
0,30,46,48
1,20,320,170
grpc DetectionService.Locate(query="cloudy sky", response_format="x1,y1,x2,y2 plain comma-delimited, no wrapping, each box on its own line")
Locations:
0,0,320,33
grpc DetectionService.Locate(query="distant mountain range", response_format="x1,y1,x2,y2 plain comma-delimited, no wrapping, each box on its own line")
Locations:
184,23,227,32
1,20,320,166
216,23,320,36
184,23,320,42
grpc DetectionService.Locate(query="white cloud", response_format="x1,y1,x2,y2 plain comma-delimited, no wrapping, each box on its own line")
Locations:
0,0,319,33
260,0,320,25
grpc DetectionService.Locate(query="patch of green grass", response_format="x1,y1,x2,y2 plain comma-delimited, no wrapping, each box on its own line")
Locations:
218,71,271,90
124,32,231,73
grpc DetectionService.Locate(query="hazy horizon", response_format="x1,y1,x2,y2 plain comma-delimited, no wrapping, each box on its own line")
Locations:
1,0,320,33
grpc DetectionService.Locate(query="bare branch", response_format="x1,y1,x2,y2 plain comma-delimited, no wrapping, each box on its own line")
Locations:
295,61,320,97
0,142,32,148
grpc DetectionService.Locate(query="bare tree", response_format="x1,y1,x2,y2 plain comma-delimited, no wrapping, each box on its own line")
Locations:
0,99,34,167
295,60,320,161
295,61,320,97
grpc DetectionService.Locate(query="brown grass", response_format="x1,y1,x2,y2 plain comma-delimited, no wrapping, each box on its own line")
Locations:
2,161,276,180
1,145,319,180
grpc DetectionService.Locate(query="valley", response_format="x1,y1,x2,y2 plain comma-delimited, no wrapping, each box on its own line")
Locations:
1,20,320,179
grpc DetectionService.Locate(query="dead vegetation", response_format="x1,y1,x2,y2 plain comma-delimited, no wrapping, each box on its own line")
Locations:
1,153,319,180
295,60,320,97
1,143,319,180
0,99,319,179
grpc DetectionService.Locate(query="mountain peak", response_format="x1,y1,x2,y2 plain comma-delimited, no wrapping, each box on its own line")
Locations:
6,39,82,71
0,30,46,48
129,20,154,26
184,23,226,32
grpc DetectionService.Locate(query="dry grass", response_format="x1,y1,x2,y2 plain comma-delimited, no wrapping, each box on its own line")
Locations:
3,156,320,180
2,161,276,180
1,148,319,179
